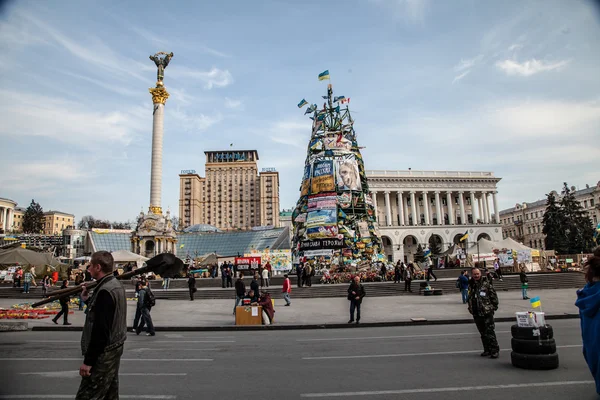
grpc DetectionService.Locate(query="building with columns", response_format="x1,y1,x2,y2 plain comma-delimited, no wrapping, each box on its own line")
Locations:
0,197,17,234
365,170,503,263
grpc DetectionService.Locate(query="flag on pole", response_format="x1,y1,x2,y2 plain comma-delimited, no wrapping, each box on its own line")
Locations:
423,249,432,258
297,99,309,108
318,70,330,81
530,296,541,308
340,97,350,104
460,230,469,242
334,96,345,102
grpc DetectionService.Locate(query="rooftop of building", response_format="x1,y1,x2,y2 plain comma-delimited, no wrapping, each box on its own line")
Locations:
0,197,18,205
499,183,600,215
204,149,259,160
366,170,496,178
89,227,291,257
44,210,75,217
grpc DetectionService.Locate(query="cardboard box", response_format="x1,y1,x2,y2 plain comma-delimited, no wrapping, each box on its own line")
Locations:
235,306,262,326
516,311,546,328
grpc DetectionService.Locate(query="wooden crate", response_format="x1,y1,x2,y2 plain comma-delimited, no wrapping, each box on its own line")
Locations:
235,306,262,325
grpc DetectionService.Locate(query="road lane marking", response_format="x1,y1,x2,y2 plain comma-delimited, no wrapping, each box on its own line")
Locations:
302,345,581,360
0,396,176,399
300,380,595,397
148,340,234,343
297,331,511,342
0,358,212,362
19,371,187,378
128,347,219,352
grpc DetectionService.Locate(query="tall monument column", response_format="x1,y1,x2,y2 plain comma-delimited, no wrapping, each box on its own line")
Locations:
133,51,177,257
148,51,173,214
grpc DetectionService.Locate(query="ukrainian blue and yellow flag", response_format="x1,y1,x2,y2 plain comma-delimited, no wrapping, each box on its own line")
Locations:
460,230,469,242
297,99,308,108
530,296,541,308
318,70,330,81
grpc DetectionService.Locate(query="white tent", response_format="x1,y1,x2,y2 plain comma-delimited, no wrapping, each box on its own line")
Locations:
467,238,497,263
496,237,532,251
494,238,539,272
111,250,149,269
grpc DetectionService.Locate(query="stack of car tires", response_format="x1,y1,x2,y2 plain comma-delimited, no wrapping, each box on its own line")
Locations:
510,324,559,370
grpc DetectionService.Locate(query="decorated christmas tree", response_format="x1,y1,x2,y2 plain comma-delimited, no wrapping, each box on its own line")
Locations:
291,71,382,269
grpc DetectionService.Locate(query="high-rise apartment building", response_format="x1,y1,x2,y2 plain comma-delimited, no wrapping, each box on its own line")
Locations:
179,150,280,230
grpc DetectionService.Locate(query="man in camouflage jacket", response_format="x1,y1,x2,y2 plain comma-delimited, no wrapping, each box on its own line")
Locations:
467,267,500,358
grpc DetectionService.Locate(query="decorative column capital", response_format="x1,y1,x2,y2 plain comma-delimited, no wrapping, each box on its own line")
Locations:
384,191,390,195
149,86,170,104
458,191,464,194
434,191,440,194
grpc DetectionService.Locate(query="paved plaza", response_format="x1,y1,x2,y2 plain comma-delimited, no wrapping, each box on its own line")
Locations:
0,288,580,330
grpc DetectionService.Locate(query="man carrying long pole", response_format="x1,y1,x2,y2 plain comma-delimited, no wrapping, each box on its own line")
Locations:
76,251,127,400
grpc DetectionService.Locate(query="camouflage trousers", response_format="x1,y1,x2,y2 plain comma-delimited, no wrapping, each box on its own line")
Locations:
474,314,499,353
76,345,123,400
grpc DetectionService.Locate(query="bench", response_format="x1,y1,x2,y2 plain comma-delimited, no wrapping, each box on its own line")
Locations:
419,283,443,296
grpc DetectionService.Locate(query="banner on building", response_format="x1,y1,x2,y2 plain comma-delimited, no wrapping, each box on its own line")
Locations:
311,160,335,194
335,157,362,191
300,165,311,196
303,249,334,258
308,193,337,210
234,256,261,271
245,250,292,271
300,238,344,250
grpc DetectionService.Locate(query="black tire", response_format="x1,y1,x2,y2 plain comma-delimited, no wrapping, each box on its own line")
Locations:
511,338,556,355
511,324,553,340
511,351,559,370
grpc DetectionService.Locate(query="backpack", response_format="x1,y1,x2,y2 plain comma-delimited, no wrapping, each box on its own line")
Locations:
144,288,156,307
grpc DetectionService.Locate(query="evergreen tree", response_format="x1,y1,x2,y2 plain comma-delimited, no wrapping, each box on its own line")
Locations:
429,236,443,256
542,191,567,253
560,183,595,253
22,199,44,233
414,244,425,263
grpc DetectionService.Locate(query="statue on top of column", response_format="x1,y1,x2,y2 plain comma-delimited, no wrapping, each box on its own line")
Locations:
149,52,174,86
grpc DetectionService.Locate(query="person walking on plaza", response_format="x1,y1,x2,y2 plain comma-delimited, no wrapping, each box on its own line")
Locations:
136,280,155,336
162,275,170,290
188,273,196,301
380,263,387,282
493,258,503,281
261,266,270,287
77,251,127,399
458,270,469,304
52,279,71,325
394,263,401,283
575,252,600,396
467,267,499,359
23,268,36,294
520,267,529,299
427,265,437,282
296,263,304,288
347,276,366,324
282,273,291,306
220,262,227,288
251,273,260,299
226,265,233,288
233,273,246,315
304,263,314,287
41,275,51,298
403,264,413,292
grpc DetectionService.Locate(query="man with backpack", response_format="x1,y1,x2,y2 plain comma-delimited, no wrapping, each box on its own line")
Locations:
136,280,155,336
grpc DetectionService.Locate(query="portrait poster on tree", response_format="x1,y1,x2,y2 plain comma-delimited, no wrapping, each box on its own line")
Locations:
336,156,362,191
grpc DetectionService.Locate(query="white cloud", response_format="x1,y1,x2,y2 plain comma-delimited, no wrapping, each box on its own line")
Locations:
0,159,90,195
0,90,146,147
169,108,223,131
496,58,570,76
169,66,234,89
224,98,243,110
452,70,470,84
508,43,523,52
454,55,482,72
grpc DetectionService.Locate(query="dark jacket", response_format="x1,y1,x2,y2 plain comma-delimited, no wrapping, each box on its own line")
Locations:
520,271,528,284
258,293,275,322
188,276,196,288
347,282,366,303
467,276,498,317
59,283,70,305
575,281,600,395
250,278,259,296
81,275,127,363
235,278,246,297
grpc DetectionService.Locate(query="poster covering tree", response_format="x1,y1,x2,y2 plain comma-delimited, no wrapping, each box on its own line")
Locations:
292,71,382,266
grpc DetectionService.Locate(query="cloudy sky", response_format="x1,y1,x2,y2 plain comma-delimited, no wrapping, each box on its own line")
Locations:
1,0,599,223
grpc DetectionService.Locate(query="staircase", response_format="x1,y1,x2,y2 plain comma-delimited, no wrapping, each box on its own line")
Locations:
0,272,585,301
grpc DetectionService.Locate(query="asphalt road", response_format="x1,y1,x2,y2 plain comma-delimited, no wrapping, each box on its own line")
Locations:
0,319,596,400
